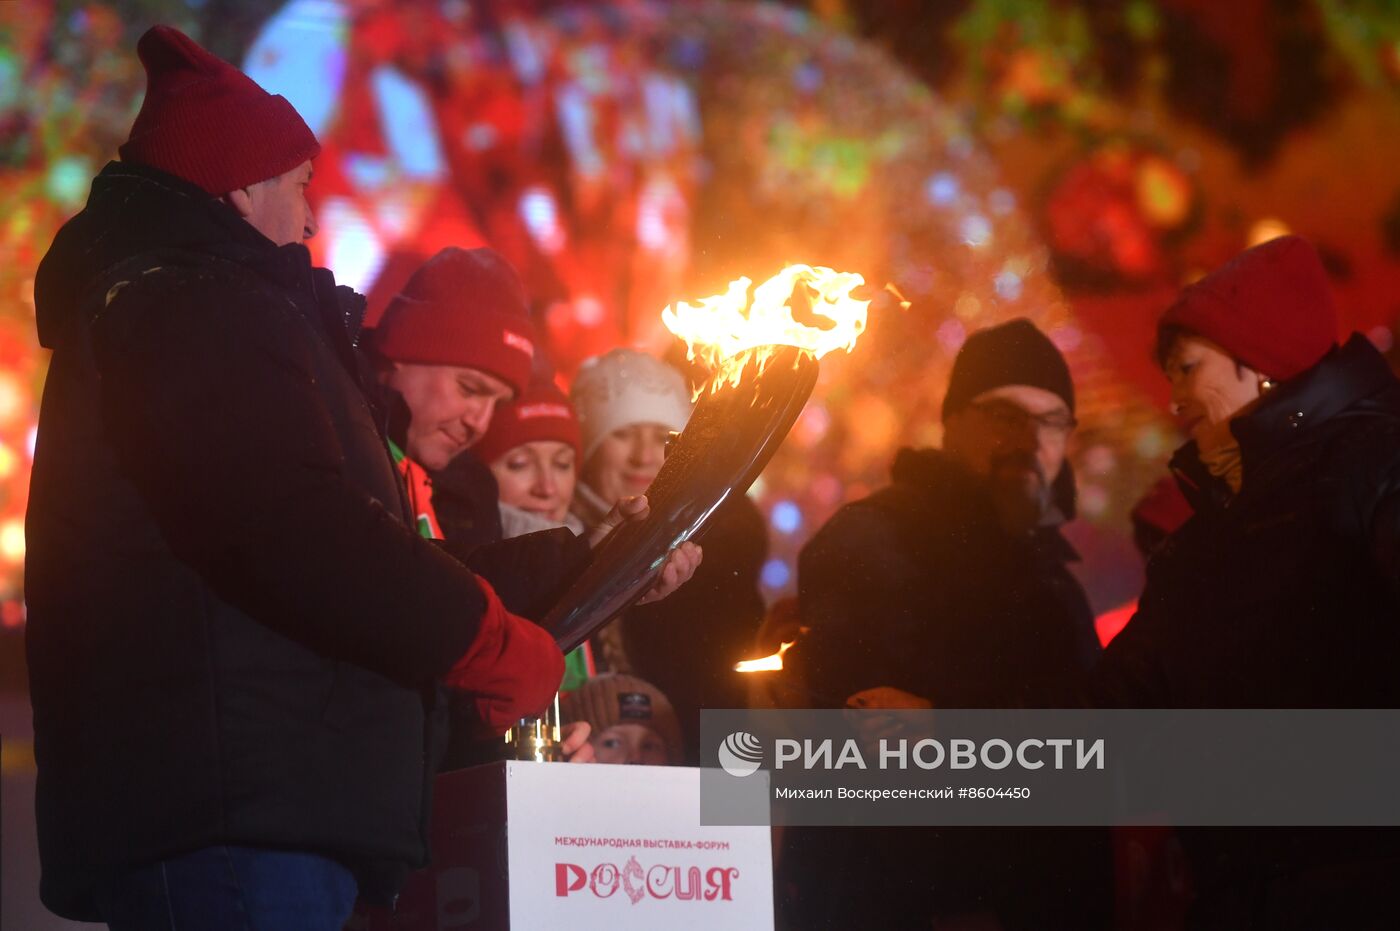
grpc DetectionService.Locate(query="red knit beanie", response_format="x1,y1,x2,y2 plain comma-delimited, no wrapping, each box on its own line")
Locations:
1158,235,1338,381
372,247,538,397
473,380,582,466
119,26,321,195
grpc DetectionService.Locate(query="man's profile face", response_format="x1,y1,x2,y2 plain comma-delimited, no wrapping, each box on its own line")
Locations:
226,160,318,247
944,384,1074,532
386,363,514,471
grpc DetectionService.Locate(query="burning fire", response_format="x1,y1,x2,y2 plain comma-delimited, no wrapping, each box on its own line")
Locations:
662,265,871,393
734,641,795,673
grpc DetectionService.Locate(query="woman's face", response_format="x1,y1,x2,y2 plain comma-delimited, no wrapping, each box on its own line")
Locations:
489,440,577,523
581,422,671,504
592,723,671,765
1162,334,1263,446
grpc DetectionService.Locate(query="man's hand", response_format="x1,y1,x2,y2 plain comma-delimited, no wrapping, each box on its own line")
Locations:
561,721,595,763
846,686,932,710
587,495,704,605
844,687,933,759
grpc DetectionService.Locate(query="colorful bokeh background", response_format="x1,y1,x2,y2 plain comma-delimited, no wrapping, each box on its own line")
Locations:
3,0,1400,647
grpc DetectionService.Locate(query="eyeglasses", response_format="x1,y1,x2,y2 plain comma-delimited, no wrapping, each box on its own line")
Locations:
968,400,1077,438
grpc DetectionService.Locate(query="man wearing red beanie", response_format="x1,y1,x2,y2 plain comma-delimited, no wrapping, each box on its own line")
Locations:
364,251,701,768
24,26,696,931
371,246,540,472
361,246,539,549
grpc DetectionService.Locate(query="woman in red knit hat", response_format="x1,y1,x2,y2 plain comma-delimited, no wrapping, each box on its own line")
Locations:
474,378,598,692
473,377,586,539
1092,234,1400,925
1153,234,1340,494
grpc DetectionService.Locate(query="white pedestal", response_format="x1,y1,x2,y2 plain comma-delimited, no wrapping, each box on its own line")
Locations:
349,761,773,930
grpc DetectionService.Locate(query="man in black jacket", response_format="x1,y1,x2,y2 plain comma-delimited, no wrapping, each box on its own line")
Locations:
794,318,1097,711
782,319,1109,930
24,26,695,930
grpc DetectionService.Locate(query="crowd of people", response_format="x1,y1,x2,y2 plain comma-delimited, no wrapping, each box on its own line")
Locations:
22,23,1400,931
778,234,1400,930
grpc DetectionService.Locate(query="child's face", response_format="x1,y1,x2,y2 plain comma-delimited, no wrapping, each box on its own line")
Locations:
592,723,670,765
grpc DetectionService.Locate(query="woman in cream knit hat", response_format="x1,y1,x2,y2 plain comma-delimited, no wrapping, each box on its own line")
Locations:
568,349,768,764
568,348,693,525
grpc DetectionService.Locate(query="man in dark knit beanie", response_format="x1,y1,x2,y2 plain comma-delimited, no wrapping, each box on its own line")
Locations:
25,26,701,930
783,317,1108,931
941,317,1078,536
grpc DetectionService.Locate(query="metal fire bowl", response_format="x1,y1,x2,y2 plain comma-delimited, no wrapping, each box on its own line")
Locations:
545,346,820,653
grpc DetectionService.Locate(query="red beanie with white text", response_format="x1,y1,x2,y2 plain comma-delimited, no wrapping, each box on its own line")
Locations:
473,380,582,467
372,247,538,397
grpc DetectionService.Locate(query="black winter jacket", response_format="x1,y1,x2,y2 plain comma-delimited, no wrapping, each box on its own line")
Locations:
1090,336,1400,919
621,494,768,762
792,448,1098,708
781,449,1109,931
1092,335,1400,708
24,163,508,918
429,448,507,552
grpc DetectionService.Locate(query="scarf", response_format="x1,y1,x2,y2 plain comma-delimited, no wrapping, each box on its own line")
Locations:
1195,418,1244,494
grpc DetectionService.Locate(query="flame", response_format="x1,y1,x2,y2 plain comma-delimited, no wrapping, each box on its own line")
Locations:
662,265,870,394
734,641,795,673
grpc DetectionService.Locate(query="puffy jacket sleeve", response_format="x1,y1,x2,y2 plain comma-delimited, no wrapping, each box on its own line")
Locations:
445,577,566,734
1367,460,1400,603
91,269,532,688
796,495,1093,709
440,528,593,620
792,502,929,706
